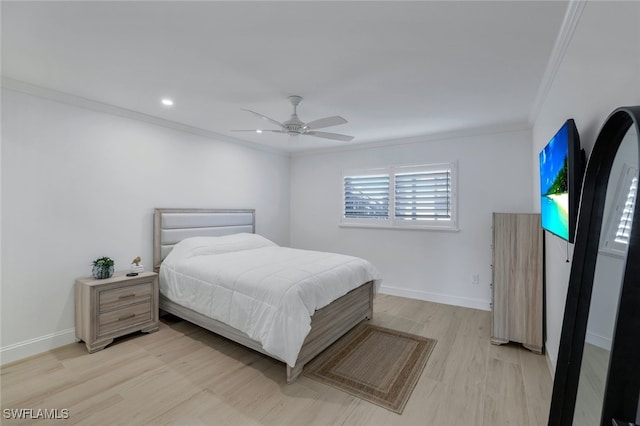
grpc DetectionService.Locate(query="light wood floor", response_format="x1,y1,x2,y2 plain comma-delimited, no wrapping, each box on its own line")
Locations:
1,294,552,425
573,342,609,425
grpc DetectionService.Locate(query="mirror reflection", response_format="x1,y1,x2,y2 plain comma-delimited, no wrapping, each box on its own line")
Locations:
573,126,639,425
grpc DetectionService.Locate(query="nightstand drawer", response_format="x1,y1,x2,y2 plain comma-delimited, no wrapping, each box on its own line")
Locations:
99,282,152,312
98,302,152,336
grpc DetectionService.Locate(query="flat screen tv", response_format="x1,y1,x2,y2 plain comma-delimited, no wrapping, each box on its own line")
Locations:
539,119,584,243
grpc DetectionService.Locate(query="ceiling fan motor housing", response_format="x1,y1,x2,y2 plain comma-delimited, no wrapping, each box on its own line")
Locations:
284,116,305,134
285,96,305,134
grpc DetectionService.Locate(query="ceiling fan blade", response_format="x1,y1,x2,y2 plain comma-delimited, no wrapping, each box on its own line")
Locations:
304,131,354,142
241,109,284,128
230,129,286,134
304,115,347,130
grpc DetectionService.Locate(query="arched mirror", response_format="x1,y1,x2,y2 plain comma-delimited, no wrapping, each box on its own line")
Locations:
549,106,640,426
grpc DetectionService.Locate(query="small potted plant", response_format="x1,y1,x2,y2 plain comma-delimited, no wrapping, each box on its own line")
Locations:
92,256,115,279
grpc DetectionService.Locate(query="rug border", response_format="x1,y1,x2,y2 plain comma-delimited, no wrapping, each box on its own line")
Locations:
304,323,437,414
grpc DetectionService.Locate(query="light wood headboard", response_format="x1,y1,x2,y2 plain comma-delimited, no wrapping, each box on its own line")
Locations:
153,208,255,272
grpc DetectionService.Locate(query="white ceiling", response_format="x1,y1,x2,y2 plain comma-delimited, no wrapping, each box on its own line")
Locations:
1,1,569,153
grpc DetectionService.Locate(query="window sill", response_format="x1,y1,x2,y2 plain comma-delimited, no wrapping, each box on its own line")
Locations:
339,223,460,232
598,247,626,259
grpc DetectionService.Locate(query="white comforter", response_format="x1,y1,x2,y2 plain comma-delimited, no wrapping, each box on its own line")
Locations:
159,233,382,366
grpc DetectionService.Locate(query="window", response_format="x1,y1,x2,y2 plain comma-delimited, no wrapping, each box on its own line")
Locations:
343,172,390,220
600,164,637,256
614,175,637,245
342,162,457,230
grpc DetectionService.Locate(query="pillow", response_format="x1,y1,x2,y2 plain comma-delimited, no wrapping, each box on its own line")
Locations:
179,233,277,258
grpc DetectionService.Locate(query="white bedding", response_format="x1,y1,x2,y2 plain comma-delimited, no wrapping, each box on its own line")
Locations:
159,233,382,366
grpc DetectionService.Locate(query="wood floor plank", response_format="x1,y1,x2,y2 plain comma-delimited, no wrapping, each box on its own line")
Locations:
1,294,552,425
520,348,553,426
488,341,523,366
483,358,530,426
424,333,488,425
572,342,609,426
148,389,219,426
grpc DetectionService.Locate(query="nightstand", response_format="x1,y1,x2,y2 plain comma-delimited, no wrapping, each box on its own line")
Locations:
75,271,159,353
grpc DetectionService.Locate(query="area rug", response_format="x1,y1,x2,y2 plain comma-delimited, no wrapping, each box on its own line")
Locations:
304,323,436,414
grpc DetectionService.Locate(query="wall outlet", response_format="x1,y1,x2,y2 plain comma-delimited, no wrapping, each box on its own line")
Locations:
472,274,480,285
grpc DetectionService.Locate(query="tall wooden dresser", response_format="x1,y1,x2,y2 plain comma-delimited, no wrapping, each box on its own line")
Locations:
491,213,544,353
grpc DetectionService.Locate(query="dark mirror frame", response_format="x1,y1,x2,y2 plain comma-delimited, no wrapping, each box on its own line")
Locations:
549,106,640,426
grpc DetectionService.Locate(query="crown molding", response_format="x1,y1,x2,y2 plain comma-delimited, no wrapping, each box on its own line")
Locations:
528,0,587,125
2,76,533,160
290,121,531,158
1,77,288,157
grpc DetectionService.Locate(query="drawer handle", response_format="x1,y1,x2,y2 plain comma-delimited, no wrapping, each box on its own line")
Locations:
119,293,136,299
118,313,135,321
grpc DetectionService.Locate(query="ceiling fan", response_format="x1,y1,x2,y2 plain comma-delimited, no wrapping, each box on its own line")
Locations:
232,96,354,142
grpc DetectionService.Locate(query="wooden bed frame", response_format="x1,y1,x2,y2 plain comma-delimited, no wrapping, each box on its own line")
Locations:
153,208,373,383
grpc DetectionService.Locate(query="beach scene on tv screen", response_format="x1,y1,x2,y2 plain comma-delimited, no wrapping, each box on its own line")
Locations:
540,125,569,240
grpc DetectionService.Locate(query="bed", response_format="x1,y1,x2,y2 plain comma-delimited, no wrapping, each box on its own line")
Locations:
153,208,381,383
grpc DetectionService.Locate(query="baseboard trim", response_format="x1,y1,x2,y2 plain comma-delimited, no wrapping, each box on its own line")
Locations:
545,338,557,378
585,331,612,351
379,285,491,311
0,328,77,366
546,349,555,378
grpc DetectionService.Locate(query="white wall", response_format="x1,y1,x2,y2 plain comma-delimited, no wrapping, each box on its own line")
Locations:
290,128,533,310
0,88,290,363
531,1,640,370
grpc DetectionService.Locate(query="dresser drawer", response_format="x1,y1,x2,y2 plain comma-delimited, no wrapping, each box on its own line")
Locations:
98,302,152,336
99,282,152,312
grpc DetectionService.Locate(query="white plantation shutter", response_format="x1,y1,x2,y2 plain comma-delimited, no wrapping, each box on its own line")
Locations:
395,167,452,222
601,165,637,256
342,163,457,230
614,175,637,245
343,173,390,220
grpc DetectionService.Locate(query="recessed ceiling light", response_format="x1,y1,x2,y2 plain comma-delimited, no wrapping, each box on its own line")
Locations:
256,129,262,133
161,98,174,107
